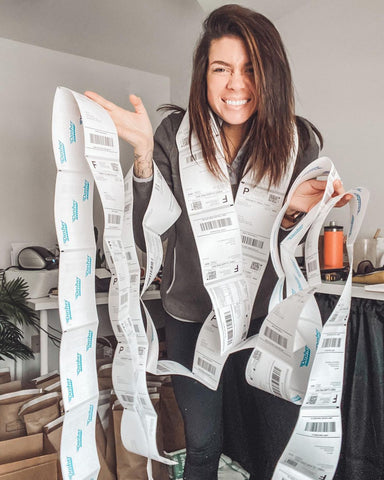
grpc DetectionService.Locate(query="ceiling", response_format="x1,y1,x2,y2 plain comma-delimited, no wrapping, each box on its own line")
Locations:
0,0,309,79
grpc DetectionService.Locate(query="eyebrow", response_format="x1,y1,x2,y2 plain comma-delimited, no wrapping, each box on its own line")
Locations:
209,60,253,67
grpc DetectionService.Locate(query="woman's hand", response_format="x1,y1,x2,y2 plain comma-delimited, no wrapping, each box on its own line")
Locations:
84,91,153,178
282,179,353,228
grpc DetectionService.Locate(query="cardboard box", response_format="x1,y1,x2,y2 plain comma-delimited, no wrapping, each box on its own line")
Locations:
0,382,21,396
0,433,57,479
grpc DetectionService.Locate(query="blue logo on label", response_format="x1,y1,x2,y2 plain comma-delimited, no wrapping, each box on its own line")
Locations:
69,121,76,143
66,457,75,479
67,379,74,402
295,276,303,291
64,300,72,323
291,394,302,403
72,200,79,222
287,223,303,241
86,330,93,351
349,215,355,237
75,277,81,299
85,255,92,277
87,404,94,425
61,221,69,244
59,140,66,164
355,193,361,214
76,353,83,375
76,429,83,451
83,180,90,201
315,329,321,349
300,346,311,367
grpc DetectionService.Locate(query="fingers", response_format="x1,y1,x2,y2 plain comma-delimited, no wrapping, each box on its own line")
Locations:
129,94,147,115
333,179,345,195
332,179,352,207
308,179,327,192
84,91,116,112
85,91,147,117
335,193,353,208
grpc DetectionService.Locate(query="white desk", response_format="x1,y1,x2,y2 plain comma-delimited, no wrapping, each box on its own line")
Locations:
316,281,384,300
28,283,384,376
27,290,160,376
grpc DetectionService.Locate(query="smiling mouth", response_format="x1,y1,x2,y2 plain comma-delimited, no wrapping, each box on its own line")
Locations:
224,99,250,106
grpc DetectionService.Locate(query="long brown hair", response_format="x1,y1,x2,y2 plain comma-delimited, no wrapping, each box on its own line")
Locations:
189,4,307,187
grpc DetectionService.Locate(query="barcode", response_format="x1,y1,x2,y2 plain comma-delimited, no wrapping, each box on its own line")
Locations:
200,217,232,231
307,259,318,273
157,364,169,372
121,394,134,403
148,260,154,277
108,213,121,225
120,293,128,305
89,133,114,147
253,349,262,363
197,357,216,375
286,459,298,467
322,337,342,348
242,235,264,249
268,193,281,204
224,311,233,342
207,270,217,281
192,201,203,211
308,395,318,405
265,326,288,349
271,366,282,396
305,421,336,433
250,261,263,271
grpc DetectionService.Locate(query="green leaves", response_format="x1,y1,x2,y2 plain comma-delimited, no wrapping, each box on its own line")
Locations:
0,277,39,326
0,316,34,361
0,276,37,361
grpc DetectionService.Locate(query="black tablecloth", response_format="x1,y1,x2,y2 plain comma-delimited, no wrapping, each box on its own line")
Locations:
222,293,384,479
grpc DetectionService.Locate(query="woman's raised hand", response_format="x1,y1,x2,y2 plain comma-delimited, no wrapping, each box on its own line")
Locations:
84,91,153,178
286,178,352,217
282,179,352,228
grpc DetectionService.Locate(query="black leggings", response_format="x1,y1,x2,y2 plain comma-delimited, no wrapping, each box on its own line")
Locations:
165,314,300,480
165,316,223,480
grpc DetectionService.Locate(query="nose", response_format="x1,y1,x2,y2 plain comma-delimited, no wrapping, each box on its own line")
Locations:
227,71,246,90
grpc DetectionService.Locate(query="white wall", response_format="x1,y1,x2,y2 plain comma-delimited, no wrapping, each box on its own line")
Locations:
0,37,170,269
276,0,384,238
0,37,170,379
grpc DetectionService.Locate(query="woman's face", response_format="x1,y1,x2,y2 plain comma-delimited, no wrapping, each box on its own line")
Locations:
206,35,257,127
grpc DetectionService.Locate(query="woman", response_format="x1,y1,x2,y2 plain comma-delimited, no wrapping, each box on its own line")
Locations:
86,4,350,479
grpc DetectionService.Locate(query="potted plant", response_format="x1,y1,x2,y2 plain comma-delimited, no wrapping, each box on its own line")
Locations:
0,276,39,361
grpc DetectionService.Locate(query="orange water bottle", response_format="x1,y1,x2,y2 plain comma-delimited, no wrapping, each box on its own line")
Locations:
323,221,344,269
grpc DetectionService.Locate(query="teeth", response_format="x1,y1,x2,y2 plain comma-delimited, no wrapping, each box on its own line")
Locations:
225,99,248,105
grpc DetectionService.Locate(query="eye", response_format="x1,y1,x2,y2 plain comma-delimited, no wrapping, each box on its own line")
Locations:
245,66,254,75
211,64,231,74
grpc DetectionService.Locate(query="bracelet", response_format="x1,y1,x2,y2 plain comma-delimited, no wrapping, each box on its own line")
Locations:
284,210,305,224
